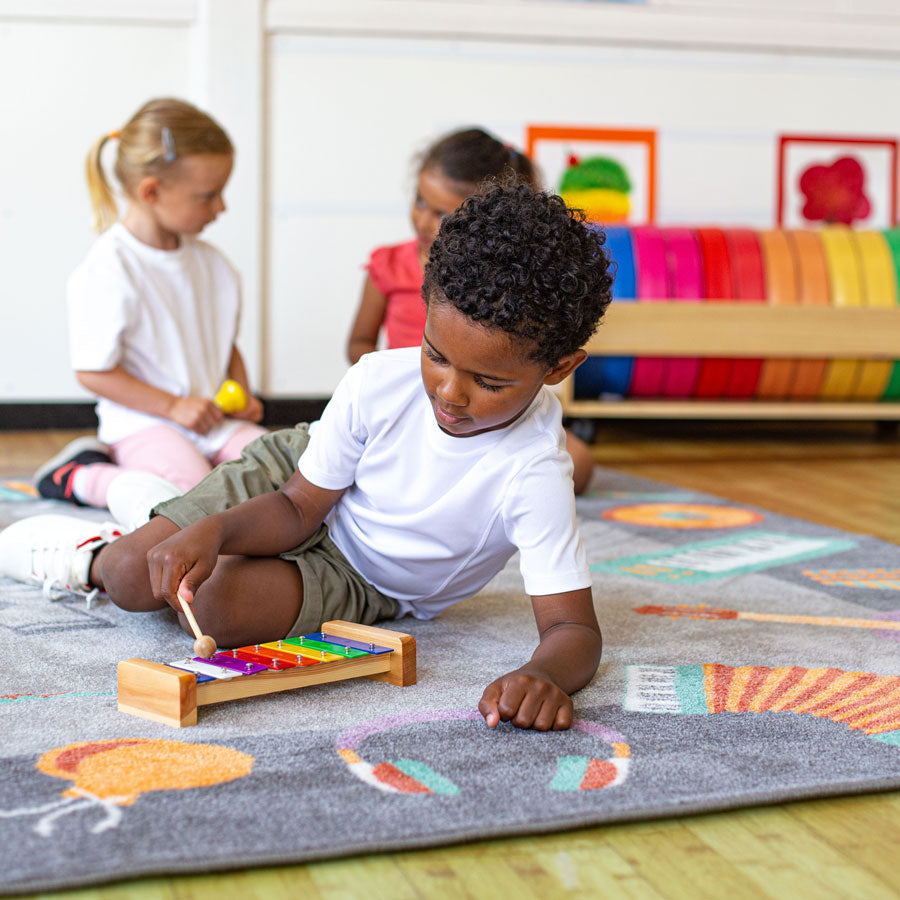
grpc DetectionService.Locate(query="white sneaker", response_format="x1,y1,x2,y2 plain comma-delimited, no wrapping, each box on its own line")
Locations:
106,471,183,533
0,514,123,605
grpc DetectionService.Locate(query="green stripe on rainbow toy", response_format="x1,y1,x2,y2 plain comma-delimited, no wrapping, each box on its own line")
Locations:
881,227,900,401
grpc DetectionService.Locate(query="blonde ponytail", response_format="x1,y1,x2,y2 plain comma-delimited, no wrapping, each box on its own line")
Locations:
85,133,119,233
85,98,233,234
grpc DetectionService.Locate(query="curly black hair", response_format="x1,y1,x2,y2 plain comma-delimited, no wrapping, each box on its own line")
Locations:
422,179,614,368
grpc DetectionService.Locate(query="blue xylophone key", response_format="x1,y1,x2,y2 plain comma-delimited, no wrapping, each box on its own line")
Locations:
303,632,392,654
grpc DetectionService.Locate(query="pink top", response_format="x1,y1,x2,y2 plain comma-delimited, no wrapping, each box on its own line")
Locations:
366,240,426,349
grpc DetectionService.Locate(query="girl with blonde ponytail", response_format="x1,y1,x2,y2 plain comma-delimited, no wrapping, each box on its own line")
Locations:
33,98,267,529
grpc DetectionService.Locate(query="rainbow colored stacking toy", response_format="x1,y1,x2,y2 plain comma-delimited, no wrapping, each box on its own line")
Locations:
572,225,900,406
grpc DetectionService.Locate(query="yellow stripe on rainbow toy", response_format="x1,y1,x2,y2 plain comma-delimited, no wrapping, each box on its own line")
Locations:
819,227,863,400
851,230,895,400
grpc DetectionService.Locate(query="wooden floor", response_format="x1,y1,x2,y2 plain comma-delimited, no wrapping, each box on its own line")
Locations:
6,423,900,900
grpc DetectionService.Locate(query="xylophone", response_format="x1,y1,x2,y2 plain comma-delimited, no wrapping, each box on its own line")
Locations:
117,620,416,727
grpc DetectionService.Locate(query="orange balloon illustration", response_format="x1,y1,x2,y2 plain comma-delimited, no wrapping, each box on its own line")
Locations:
38,738,253,805
3,739,253,836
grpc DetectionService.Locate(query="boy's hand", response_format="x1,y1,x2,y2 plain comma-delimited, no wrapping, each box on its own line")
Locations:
480,588,602,732
146,517,224,611
478,667,574,731
169,396,224,434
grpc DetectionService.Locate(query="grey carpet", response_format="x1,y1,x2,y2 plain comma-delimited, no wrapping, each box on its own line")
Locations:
1,470,898,895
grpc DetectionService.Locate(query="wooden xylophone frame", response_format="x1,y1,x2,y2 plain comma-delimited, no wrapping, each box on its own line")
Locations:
561,303,900,421
117,619,416,727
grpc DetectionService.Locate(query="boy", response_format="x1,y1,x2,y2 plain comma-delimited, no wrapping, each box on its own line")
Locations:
0,180,613,731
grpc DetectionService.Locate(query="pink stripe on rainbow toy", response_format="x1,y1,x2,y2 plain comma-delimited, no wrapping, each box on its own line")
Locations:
629,226,669,397
661,227,702,397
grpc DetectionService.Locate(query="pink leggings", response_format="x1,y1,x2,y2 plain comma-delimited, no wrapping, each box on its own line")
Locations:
77,423,268,509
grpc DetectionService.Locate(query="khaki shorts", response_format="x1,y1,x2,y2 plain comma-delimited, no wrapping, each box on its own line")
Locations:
152,424,400,638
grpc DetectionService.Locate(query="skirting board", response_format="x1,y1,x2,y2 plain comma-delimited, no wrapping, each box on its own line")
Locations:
0,399,330,432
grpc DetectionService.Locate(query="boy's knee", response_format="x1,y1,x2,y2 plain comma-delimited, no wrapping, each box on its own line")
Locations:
98,517,179,611
189,563,242,646
188,555,301,648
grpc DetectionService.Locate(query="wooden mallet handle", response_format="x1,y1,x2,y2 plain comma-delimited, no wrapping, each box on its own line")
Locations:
178,593,217,658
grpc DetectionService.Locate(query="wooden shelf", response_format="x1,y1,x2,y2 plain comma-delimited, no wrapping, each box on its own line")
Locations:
563,400,900,420
582,303,900,357
562,303,900,421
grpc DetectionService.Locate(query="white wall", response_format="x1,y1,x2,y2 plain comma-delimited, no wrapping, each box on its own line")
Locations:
2,0,900,403
0,17,190,401
0,0,263,404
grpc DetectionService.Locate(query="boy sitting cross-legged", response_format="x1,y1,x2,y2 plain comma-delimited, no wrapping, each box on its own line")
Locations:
0,180,613,731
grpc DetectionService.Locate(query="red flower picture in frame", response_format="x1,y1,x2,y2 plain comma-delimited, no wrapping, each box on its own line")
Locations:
777,134,898,228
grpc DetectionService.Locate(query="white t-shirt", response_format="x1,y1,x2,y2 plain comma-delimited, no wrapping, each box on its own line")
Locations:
298,346,591,619
67,223,242,454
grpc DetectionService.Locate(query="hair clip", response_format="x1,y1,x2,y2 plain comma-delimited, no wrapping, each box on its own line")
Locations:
161,126,177,163
108,130,120,140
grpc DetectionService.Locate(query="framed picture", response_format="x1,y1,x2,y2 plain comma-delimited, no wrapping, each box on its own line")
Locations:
526,125,656,225
777,134,898,228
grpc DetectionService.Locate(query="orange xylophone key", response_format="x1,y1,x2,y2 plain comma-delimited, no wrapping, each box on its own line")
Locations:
257,642,324,666
228,648,298,670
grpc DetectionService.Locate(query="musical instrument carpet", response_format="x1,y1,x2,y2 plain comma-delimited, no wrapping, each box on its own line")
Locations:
0,470,898,895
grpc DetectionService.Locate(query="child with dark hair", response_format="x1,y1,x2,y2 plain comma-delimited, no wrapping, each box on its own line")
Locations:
347,127,538,364
0,181,613,732
347,126,595,492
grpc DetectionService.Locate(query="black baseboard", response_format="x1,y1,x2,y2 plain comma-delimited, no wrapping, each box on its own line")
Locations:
260,398,330,427
0,399,331,431
0,403,98,430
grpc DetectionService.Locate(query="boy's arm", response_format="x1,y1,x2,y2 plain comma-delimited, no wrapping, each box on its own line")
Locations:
147,470,344,606
478,587,601,731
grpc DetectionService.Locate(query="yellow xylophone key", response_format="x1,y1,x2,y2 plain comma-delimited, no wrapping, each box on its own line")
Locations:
259,640,343,663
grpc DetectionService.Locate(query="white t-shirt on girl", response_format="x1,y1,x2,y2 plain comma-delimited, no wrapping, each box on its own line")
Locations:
298,346,592,619
67,223,243,455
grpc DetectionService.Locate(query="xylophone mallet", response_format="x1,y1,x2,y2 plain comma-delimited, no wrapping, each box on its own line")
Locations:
177,593,217,658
